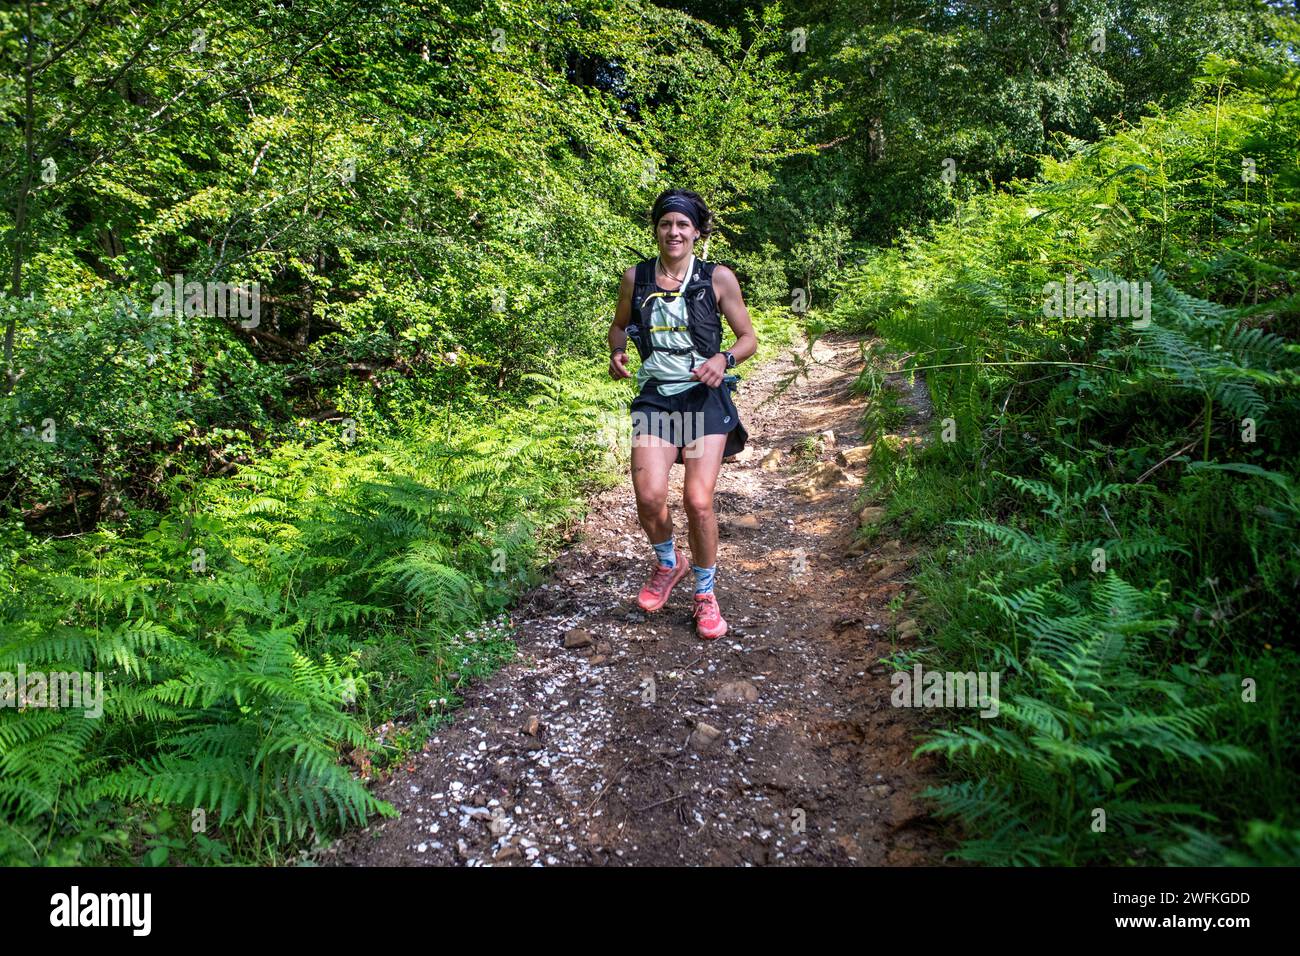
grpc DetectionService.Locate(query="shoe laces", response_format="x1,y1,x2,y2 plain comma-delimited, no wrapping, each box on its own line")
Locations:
648,562,676,591
693,592,719,619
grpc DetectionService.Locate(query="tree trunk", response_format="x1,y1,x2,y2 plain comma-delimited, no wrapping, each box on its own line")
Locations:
6,0,37,393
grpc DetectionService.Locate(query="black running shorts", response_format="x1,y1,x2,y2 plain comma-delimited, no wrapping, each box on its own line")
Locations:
629,379,749,465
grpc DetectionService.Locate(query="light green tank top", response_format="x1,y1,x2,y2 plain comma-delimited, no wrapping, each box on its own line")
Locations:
636,254,706,397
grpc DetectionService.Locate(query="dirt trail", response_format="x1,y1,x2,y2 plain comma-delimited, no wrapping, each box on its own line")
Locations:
320,333,953,866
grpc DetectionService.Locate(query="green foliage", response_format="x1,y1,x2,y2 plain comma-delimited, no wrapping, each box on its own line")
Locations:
952,454,1186,575
0,354,650,864
920,573,1255,865
840,50,1300,865
0,0,813,864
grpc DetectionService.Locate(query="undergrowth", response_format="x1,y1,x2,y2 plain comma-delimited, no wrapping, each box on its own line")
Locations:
831,55,1300,865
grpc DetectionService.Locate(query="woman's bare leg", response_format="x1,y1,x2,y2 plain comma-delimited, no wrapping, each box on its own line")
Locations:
631,433,679,545
682,433,727,567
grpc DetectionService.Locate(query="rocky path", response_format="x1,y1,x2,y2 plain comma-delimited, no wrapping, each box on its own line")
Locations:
320,332,953,866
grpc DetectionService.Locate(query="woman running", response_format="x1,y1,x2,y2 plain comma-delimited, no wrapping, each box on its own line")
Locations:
607,189,758,640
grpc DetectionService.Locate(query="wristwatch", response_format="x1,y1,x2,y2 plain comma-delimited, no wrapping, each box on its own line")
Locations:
724,350,736,369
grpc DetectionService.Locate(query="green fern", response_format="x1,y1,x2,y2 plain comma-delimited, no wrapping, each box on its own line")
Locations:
919,572,1256,865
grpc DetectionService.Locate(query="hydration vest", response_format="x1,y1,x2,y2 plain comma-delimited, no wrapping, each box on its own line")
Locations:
625,255,723,368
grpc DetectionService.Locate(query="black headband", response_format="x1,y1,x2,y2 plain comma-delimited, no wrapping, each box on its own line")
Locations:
656,197,699,229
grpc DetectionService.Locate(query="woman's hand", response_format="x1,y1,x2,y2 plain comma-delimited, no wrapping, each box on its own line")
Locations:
691,353,727,388
610,349,631,380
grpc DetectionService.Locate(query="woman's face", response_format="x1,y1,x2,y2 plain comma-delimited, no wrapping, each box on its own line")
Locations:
656,212,699,258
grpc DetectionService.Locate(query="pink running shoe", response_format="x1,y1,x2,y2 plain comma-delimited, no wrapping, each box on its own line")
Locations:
692,592,728,640
637,550,688,612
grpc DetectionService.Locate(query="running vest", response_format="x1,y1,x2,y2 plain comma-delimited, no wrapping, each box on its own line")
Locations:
626,255,724,394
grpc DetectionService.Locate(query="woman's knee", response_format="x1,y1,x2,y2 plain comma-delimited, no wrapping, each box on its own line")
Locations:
634,484,669,516
683,487,714,520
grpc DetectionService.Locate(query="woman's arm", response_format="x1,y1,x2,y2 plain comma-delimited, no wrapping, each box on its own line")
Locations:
713,264,757,363
608,266,637,380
